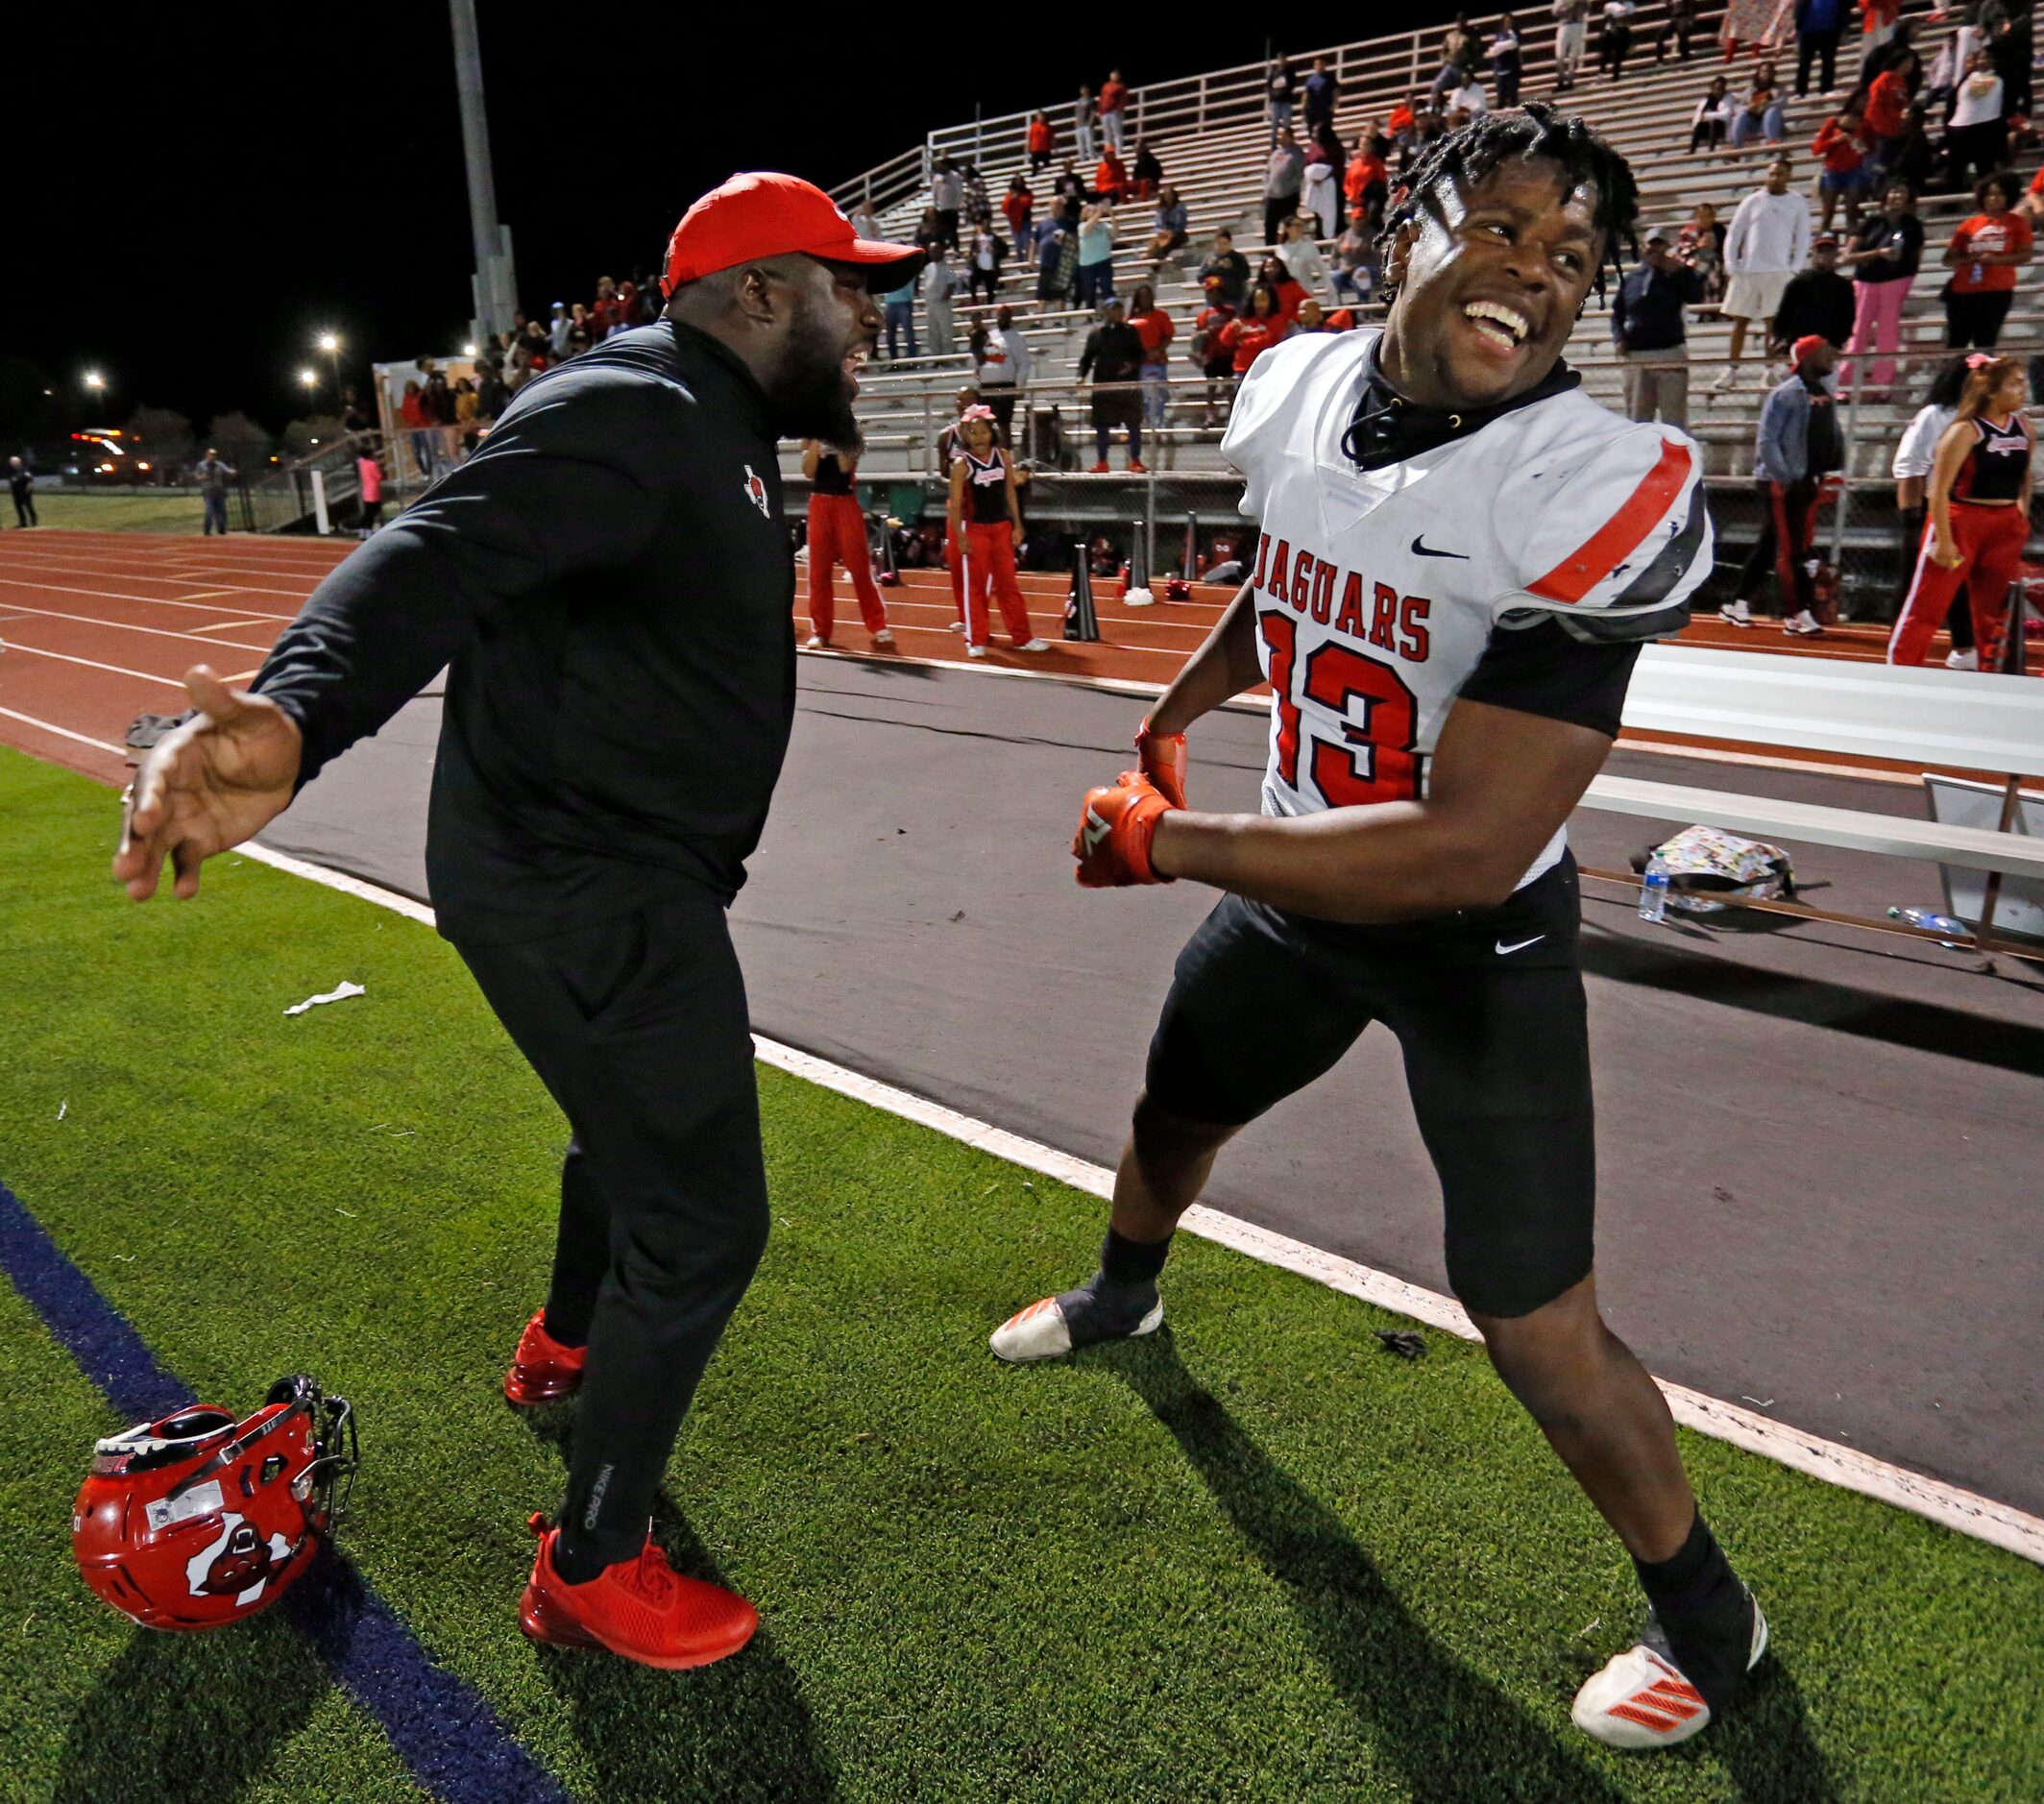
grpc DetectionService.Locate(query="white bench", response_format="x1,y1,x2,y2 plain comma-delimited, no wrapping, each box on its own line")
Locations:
1579,646,2044,954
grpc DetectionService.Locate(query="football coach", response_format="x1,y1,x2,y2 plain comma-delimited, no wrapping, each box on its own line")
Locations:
112,173,925,1670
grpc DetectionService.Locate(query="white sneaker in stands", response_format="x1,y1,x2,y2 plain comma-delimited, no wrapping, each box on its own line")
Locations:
1717,600,1752,627
1783,610,1822,637
1710,367,1740,393
1946,647,1979,670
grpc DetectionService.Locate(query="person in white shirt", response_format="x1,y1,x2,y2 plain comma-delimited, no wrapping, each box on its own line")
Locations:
1450,73,1490,116
1277,214,1336,302
920,248,960,357
1713,158,1812,390
1946,47,2008,189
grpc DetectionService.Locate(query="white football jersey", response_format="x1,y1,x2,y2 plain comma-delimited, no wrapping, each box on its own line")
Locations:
1221,328,1712,887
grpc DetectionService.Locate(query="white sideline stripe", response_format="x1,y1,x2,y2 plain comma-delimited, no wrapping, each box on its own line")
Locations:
0,704,126,756
222,844,2044,1569
0,640,185,686
0,600,271,652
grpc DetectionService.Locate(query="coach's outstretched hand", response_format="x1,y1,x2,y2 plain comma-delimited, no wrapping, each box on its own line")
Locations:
1133,716,1187,808
1073,771,1177,888
113,665,303,902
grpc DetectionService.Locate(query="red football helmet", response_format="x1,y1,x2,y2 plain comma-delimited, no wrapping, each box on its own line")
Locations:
73,1375,357,1630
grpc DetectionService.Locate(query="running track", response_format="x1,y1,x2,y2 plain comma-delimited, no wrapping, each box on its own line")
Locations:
0,527,1983,790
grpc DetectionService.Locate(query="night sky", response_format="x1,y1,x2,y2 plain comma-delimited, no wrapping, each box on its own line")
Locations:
7,4,1470,444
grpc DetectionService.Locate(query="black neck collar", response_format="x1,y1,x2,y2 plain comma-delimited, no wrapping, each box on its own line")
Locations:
1343,336,1580,471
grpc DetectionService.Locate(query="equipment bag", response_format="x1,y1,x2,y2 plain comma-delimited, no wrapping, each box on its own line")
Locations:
1631,825,1796,914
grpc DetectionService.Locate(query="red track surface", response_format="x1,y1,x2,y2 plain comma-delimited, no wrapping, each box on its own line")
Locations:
0,528,1974,792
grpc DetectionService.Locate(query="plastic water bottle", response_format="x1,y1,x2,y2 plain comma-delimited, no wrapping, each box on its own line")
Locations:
1638,854,1672,923
1888,906,1967,939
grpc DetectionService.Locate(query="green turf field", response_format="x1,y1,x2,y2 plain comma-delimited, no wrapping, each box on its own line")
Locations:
13,491,208,533
2,744,2040,1803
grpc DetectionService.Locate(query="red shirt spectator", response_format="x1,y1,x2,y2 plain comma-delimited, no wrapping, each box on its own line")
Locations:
1812,115,1864,176
1193,301,1237,365
1095,150,1128,201
1002,185,1033,240
1388,101,1417,137
1028,117,1055,157
1949,210,2034,293
1864,67,1910,140
1273,275,1308,321
1219,313,1290,374
1345,149,1388,209
1130,304,1176,359
1100,77,1129,117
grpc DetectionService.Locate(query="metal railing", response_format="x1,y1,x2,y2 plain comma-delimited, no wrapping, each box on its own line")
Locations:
243,433,381,534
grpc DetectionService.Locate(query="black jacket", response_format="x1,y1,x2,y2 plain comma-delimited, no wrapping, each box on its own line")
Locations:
1612,259,1704,352
253,321,796,944
1771,269,1855,351
1079,321,1146,384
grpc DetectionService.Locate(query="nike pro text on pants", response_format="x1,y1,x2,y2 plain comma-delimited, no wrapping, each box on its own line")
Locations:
806,493,887,641
453,888,769,1569
961,520,1034,647
1886,501,2025,666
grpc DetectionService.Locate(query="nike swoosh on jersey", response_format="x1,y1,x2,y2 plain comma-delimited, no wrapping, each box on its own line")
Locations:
1496,935,1546,955
1410,535,1470,559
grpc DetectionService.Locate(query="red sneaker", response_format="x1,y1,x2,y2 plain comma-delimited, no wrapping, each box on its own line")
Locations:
519,1516,758,1670
502,1309,587,1405
1127,459,1149,473
1089,460,1110,474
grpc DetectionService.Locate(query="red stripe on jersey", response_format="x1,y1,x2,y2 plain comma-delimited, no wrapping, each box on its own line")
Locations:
1524,438,1693,604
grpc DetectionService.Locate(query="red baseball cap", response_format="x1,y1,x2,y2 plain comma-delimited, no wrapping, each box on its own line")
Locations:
663,172,925,293
1791,333,1831,368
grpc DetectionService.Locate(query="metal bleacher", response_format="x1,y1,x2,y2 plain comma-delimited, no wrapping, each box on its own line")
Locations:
818,4,2035,596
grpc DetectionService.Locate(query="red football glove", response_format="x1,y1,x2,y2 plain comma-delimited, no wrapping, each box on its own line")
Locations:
1073,771,1177,887
1134,716,1187,808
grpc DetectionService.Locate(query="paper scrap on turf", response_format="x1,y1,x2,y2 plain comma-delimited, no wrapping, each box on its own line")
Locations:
284,981,365,1016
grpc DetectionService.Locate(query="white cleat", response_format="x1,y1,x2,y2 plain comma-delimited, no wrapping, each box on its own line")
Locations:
1572,1604,1766,1751
989,1294,1164,1363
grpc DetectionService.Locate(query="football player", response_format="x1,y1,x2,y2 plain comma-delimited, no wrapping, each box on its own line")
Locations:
995,107,1763,1750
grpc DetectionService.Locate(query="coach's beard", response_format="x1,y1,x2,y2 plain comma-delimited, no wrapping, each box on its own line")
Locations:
769,305,866,453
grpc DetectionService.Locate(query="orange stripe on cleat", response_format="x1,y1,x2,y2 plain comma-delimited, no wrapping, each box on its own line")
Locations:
1608,1701,1682,1733
1525,438,1693,603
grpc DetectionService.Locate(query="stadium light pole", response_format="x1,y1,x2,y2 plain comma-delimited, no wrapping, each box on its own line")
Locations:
449,0,519,349
318,331,342,398
83,369,106,415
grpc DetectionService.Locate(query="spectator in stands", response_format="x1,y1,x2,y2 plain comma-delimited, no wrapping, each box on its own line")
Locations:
1200,230,1251,308
565,328,592,359
590,276,623,338
1886,101,1937,195
931,157,964,253
1304,55,1340,135
1302,134,1340,238
1945,48,2008,190
1890,357,1977,665
1345,135,1390,230
475,357,509,423
1942,171,2032,348
523,321,553,368
1862,47,1918,177
1332,209,1380,305
617,279,645,329
568,301,594,346
1190,280,1238,427
922,246,961,356
1075,84,1097,164
1100,69,1130,153
1731,61,1787,147
1716,158,1812,391
1813,99,1871,233
194,448,237,535
1095,144,1129,205
1075,201,1116,307
1053,161,1087,227
882,265,919,363
1677,200,1728,302
1430,17,1479,107
1552,0,1591,92
1690,75,1735,153
340,386,374,435
424,369,459,470
1718,0,1779,61
354,447,382,536
1722,335,1841,636
548,303,571,356
1278,213,1336,302
1888,354,2032,668
850,195,882,243
1654,0,1697,61
1035,216,1076,310
1219,283,1291,378
1448,66,1489,117
1387,94,1419,153
1079,296,1148,472
1264,128,1304,247
966,225,1005,305
1028,111,1056,172
1259,251,1308,322
1794,0,1848,97
1987,7,2032,124
979,305,1032,441
1614,232,1704,427
1146,186,1189,272
1131,139,1164,202
453,376,480,452
1491,14,1523,107
1862,0,1905,63
1128,282,1176,434
1838,182,1923,398
2019,162,2044,226
9,456,37,528
1597,1,1637,82
1770,235,1855,366
1004,175,1034,253
1267,57,1298,146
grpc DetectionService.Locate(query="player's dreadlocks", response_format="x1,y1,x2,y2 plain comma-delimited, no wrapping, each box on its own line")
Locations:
1374,104,1641,308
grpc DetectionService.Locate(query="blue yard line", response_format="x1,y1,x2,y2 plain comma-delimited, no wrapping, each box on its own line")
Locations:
0,1181,571,1804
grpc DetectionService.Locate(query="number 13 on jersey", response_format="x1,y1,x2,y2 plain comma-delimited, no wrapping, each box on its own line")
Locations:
1259,609,1423,808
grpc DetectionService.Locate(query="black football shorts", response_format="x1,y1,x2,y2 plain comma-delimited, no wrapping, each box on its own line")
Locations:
1143,853,1594,1318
